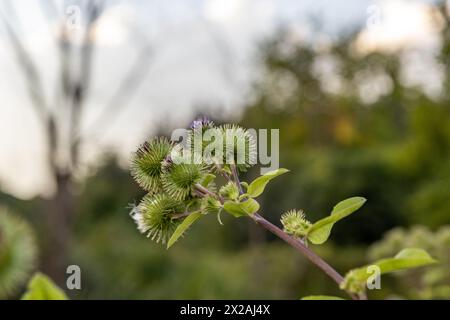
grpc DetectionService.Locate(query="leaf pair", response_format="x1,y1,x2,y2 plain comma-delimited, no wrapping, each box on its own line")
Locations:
167,198,261,248
307,197,366,245
281,197,366,245
166,168,290,249
222,168,288,218
223,199,260,218
303,248,437,297
341,248,437,294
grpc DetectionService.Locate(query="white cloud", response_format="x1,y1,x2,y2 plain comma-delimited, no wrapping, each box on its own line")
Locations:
354,0,443,54
91,4,135,46
0,0,442,198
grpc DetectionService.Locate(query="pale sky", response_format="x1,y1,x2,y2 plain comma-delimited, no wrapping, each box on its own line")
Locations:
0,0,444,198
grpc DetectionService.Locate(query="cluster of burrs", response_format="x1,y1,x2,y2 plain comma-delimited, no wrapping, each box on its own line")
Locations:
130,118,256,245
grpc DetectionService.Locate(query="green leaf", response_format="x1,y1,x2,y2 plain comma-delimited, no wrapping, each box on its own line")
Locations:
222,165,232,176
341,248,437,294
307,197,366,245
240,181,249,190
167,212,203,249
247,168,289,198
219,181,240,200
21,273,68,300
223,199,260,217
238,193,249,201
200,173,216,187
301,295,345,300
375,248,437,274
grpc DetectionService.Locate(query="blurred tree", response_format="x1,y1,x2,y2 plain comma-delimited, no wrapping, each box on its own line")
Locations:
0,0,153,283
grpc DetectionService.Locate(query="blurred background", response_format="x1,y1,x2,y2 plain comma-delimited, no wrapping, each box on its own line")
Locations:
0,0,450,299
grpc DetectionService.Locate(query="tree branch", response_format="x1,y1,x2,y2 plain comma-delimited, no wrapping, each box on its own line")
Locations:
68,1,103,168
78,44,154,144
0,5,60,176
0,10,49,122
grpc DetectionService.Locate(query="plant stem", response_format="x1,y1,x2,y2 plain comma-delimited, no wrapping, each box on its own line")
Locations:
195,183,224,202
250,213,358,300
231,164,245,195
194,183,216,197
229,164,359,300
215,163,231,180
197,167,360,299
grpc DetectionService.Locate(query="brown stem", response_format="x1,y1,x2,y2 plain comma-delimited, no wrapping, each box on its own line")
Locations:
195,170,360,299
195,183,225,203
228,164,359,300
195,183,216,197
215,163,231,180
250,213,358,300
171,211,192,219
231,164,244,195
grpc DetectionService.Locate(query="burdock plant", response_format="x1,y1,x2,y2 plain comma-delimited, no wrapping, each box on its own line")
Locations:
0,208,37,298
130,118,437,300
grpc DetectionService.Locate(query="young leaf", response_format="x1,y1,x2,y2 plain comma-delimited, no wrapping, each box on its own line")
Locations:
200,173,216,188
219,181,240,200
21,273,68,300
247,168,289,198
307,197,366,245
301,295,345,300
238,193,249,201
374,248,437,274
201,196,222,215
341,248,437,294
167,212,203,249
223,199,260,217
240,181,249,190
281,209,312,238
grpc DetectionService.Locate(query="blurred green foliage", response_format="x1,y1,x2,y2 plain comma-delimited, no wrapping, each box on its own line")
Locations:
238,7,450,245
369,226,450,299
21,273,68,300
66,156,366,299
0,208,37,298
1,3,450,299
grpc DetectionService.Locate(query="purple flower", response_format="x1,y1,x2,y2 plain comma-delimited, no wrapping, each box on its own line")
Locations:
190,116,214,130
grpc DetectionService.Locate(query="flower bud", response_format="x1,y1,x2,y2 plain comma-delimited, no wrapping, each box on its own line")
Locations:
131,137,172,192
161,163,206,200
131,193,185,244
0,208,37,298
280,209,312,238
219,181,239,200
